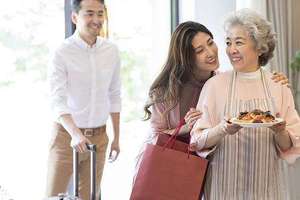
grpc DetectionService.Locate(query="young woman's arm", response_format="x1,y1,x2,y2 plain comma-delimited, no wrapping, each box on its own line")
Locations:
150,103,196,135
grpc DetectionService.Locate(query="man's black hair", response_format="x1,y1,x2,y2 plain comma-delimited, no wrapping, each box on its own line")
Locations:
71,0,105,13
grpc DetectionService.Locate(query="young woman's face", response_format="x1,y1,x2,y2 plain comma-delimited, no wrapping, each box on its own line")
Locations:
192,32,219,72
225,25,260,72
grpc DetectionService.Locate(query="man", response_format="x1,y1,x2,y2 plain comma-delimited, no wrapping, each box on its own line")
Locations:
45,0,121,199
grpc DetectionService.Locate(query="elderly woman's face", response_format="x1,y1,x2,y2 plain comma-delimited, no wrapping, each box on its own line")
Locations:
192,32,219,72
225,25,260,72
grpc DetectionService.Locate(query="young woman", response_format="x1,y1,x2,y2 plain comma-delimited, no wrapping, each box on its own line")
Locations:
191,9,300,200
144,22,218,144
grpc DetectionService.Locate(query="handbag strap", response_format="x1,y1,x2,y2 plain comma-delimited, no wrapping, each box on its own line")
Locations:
163,91,199,156
163,118,185,149
174,89,199,139
162,119,193,158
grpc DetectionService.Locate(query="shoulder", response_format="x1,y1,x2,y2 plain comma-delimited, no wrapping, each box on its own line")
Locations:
52,36,78,57
96,38,120,63
263,69,273,79
198,70,232,105
205,70,232,87
263,69,293,98
263,69,286,89
149,89,165,104
98,37,119,53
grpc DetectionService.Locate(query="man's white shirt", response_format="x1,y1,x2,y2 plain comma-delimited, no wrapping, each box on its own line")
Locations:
48,31,121,128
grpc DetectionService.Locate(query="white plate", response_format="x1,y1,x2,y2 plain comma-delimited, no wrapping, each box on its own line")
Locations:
230,117,284,128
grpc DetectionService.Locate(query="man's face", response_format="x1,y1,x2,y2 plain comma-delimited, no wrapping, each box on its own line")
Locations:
72,0,105,40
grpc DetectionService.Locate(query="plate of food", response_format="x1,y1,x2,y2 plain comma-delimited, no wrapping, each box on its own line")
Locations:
230,109,283,128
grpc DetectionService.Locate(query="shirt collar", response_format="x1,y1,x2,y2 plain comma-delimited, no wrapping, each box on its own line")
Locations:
237,68,261,79
73,31,103,50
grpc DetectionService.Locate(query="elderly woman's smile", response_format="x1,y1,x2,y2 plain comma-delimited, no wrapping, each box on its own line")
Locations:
225,25,260,72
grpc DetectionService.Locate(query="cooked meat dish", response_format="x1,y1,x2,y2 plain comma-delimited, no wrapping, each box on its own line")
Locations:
236,109,275,123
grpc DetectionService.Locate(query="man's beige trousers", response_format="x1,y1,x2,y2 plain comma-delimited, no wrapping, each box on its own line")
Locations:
45,123,108,200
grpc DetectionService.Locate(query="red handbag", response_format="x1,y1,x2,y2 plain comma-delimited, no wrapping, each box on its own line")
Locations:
130,120,208,200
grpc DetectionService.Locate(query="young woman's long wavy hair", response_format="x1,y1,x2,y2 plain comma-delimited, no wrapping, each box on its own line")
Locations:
144,21,213,120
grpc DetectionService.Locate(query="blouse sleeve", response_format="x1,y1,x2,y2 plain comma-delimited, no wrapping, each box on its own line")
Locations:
190,80,219,156
276,85,300,163
150,103,170,135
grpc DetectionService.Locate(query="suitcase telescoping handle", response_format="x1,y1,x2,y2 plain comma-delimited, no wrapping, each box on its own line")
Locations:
73,144,97,200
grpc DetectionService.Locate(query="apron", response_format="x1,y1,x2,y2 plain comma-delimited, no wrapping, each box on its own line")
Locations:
204,69,288,200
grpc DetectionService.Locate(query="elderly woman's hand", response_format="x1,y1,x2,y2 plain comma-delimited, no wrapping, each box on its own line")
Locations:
269,120,286,134
269,113,286,134
222,119,242,135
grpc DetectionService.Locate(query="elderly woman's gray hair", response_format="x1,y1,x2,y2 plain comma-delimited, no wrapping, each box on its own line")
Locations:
224,8,276,66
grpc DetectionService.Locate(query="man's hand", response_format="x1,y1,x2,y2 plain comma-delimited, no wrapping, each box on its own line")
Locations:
59,114,92,153
71,133,92,153
109,139,120,162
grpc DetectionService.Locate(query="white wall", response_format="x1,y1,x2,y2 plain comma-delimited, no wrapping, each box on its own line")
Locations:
179,0,236,72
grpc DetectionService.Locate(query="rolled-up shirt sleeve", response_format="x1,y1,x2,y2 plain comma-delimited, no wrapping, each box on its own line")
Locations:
48,51,71,120
108,49,121,113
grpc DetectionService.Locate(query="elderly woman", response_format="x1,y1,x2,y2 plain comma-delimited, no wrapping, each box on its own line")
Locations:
191,9,300,200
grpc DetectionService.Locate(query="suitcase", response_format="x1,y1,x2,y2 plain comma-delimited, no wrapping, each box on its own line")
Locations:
45,144,97,200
